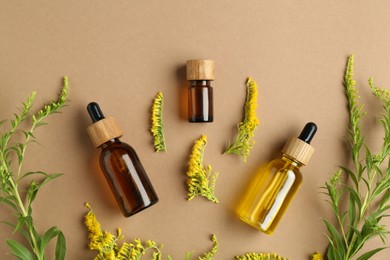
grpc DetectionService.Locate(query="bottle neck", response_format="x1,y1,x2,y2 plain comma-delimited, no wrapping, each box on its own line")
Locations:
190,80,211,87
100,138,120,149
281,154,304,169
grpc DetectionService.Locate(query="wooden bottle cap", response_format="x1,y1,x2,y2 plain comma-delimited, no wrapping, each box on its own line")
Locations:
282,137,315,166
186,60,215,80
87,117,123,148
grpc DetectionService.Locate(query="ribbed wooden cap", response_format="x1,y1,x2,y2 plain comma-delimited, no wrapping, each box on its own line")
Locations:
282,137,315,166
87,117,123,148
186,60,215,80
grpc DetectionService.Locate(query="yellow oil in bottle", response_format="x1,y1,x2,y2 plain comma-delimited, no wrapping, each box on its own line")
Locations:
236,156,302,234
236,122,317,234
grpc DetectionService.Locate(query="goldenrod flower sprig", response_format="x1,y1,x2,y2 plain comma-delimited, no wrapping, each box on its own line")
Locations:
84,203,219,260
150,92,167,152
186,135,219,203
235,252,289,260
321,55,390,260
344,55,365,165
84,203,162,260
0,77,68,260
225,77,259,162
197,234,218,260
179,234,218,260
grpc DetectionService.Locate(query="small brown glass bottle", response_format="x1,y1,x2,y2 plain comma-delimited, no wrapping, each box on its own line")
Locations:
186,59,214,122
86,102,158,217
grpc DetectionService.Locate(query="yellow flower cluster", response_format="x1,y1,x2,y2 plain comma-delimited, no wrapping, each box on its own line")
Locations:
345,55,356,91
84,203,162,260
84,203,118,259
34,76,69,122
344,55,365,154
310,252,322,260
369,77,390,108
198,234,218,260
225,77,260,162
186,135,219,203
236,252,289,260
244,77,260,126
150,91,167,152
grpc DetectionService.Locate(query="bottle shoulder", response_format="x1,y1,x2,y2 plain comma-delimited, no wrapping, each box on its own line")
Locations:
265,157,303,174
101,140,135,155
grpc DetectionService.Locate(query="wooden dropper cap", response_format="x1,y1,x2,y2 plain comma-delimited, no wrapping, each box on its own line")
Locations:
282,122,317,166
86,102,123,148
186,60,215,80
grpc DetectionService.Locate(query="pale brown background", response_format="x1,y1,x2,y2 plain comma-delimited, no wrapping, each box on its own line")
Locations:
1,1,390,259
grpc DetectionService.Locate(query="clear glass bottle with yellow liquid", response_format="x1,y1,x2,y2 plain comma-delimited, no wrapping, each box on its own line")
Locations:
236,122,317,234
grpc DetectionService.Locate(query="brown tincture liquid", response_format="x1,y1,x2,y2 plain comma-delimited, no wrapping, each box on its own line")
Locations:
188,80,213,122
100,138,158,217
87,102,158,217
186,60,215,123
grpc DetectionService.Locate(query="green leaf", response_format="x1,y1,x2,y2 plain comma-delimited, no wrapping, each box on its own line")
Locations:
27,131,35,138
13,216,27,234
0,221,30,241
350,225,362,243
325,235,339,260
379,191,390,209
38,173,63,189
6,239,34,260
358,163,366,178
40,226,60,253
29,224,42,250
0,119,7,128
0,195,18,211
356,247,386,260
20,130,29,139
346,186,362,216
36,122,48,127
361,177,370,193
340,166,359,190
323,219,344,258
372,177,390,198
20,171,49,181
347,194,357,237
27,180,39,206
55,231,66,260
27,173,63,209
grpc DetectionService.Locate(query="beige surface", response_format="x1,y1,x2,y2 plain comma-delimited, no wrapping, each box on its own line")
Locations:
1,1,390,259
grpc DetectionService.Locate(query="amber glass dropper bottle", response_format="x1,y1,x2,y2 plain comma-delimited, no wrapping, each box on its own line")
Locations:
86,102,158,217
236,122,317,234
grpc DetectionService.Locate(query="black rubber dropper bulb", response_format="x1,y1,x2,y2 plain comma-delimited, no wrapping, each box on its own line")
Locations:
298,122,317,144
87,102,105,123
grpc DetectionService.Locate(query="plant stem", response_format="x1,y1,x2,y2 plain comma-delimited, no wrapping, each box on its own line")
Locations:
16,120,39,182
10,179,41,258
1,155,41,259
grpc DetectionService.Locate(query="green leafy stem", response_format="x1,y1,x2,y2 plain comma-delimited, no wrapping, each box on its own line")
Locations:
322,55,390,260
0,77,69,260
